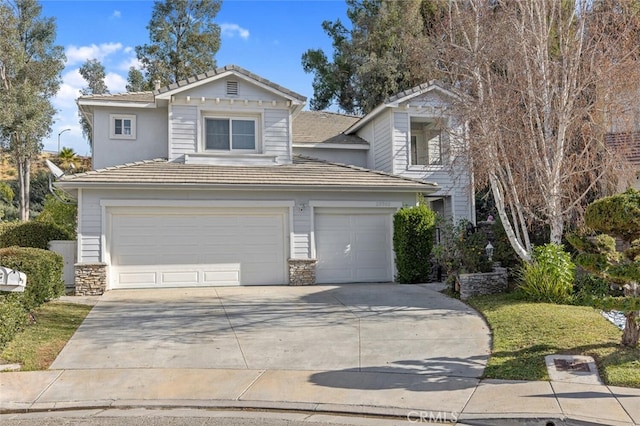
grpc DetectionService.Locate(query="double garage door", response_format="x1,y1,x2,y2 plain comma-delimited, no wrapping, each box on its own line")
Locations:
107,206,394,289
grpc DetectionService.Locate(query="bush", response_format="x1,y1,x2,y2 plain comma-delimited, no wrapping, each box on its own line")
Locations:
517,243,575,304
36,193,77,237
0,221,74,250
0,293,28,350
433,218,494,289
0,247,64,309
393,204,437,283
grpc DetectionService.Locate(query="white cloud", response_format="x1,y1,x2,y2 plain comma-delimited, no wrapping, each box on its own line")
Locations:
220,23,250,40
111,10,121,19
116,55,141,72
65,42,124,66
105,72,127,93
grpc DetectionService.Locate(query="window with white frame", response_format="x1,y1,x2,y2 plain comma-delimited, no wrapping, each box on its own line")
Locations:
204,117,257,151
410,118,444,166
110,114,136,140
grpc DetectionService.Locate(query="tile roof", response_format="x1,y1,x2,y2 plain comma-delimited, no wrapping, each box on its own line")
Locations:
58,156,436,191
154,65,306,102
77,65,307,104
606,132,640,165
78,92,155,102
292,111,367,145
385,80,454,104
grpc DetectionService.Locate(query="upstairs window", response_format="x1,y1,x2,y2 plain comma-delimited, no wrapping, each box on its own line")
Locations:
205,118,256,151
110,114,136,140
410,119,444,166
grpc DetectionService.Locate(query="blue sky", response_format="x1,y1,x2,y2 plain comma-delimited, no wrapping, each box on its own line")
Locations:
39,0,349,155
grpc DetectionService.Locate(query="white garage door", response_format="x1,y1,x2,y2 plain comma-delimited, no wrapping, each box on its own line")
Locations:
108,207,287,288
315,209,394,283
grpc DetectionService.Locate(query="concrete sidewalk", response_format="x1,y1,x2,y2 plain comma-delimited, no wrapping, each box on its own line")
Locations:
1,367,639,425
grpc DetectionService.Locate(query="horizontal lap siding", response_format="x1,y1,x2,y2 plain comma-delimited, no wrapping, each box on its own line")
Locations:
79,191,103,263
263,109,290,163
292,207,310,259
392,112,409,175
170,105,198,161
372,114,393,173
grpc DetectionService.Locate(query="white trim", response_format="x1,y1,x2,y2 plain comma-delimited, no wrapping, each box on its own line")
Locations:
76,189,83,263
308,201,402,260
202,114,261,153
309,200,403,209
78,100,156,109
155,70,306,104
100,199,295,208
102,202,293,288
346,84,458,135
311,204,398,282
292,143,369,150
109,114,136,140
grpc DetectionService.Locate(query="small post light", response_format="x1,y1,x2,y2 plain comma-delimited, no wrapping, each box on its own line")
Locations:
485,242,494,261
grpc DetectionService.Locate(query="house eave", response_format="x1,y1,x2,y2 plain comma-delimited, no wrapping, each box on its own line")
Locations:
54,181,437,193
154,69,306,104
292,143,369,150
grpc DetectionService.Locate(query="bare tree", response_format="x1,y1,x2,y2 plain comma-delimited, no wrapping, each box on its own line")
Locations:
438,0,640,260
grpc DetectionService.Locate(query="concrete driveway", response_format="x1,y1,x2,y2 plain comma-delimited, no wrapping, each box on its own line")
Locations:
51,284,491,378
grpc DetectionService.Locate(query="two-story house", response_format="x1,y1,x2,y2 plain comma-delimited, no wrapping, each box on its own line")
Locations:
63,65,472,294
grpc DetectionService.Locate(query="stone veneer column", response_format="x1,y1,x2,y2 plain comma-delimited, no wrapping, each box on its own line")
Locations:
288,259,317,286
74,263,107,295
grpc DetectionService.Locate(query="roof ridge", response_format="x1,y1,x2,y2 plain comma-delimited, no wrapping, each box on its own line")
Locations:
152,64,306,102
299,110,363,119
293,155,436,187
79,91,154,99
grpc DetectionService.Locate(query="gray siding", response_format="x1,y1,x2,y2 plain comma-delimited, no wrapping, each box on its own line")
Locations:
292,205,311,259
78,190,103,262
77,188,415,263
263,108,291,163
92,108,168,169
392,112,409,174
169,105,198,161
366,112,393,173
293,147,368,167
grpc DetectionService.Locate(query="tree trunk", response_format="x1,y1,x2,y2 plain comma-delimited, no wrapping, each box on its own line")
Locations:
621,311,640,347
17,157,30,221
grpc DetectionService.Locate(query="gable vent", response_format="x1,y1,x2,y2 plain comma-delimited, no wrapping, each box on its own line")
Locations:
226,81,239,96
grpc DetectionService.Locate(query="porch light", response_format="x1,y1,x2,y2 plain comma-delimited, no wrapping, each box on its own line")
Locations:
485,242,494,261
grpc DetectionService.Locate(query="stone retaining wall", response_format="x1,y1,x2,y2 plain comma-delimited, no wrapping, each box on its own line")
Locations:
459,267,508,300
75,263,107,295
288,259,317,286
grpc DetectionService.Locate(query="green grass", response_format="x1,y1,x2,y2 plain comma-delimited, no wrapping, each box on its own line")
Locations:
0,301,92,370
467,293,640,388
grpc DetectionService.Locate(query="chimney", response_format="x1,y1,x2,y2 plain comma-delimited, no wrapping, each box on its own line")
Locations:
154,80,161,90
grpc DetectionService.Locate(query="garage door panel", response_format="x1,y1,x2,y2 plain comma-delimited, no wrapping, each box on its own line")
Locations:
109,209,287,288
315,210,393,284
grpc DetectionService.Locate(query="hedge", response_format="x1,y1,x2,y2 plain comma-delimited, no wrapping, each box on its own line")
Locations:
393,204,437,283
0,247,64,310
0,221,74,250
0,293,28,350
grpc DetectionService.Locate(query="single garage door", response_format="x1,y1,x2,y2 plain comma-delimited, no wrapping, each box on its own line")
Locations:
315,208,394,283
108,207,287,288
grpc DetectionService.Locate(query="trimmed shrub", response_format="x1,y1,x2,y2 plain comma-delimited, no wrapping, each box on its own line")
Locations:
0,221,74,250
393,204,437,283
0,293,28,350
517,243,575,304
0,247,64,309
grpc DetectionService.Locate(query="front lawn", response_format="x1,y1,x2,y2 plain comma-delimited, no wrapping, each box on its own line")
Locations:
467,293,640,388
1,301,92,370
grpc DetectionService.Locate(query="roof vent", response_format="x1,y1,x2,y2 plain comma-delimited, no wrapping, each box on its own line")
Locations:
226,81,239,96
